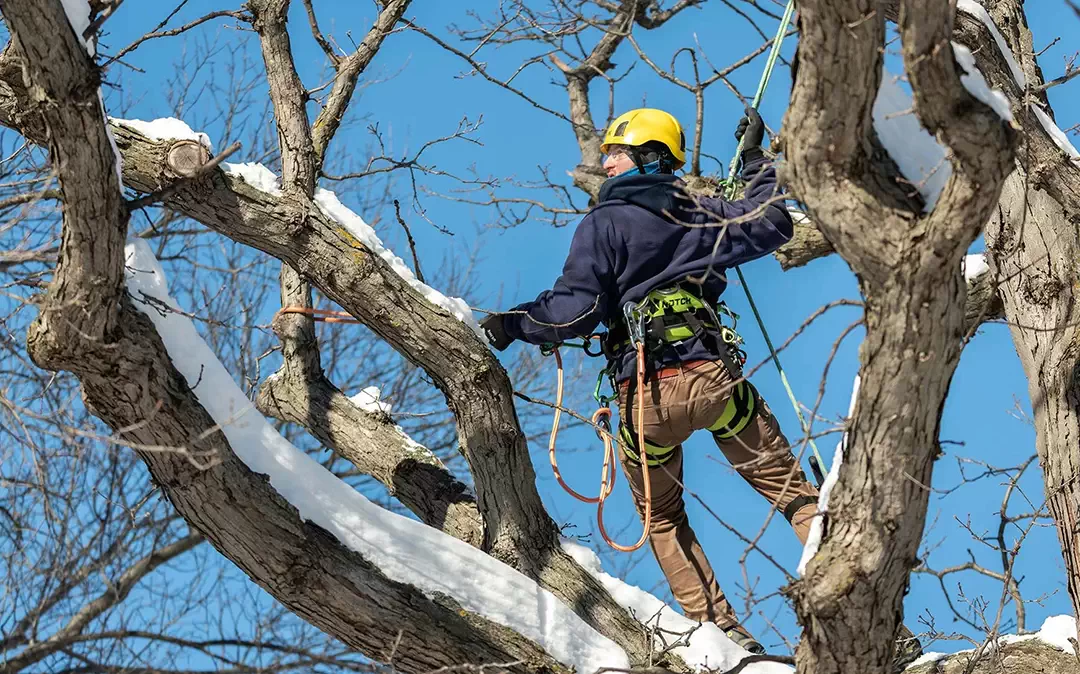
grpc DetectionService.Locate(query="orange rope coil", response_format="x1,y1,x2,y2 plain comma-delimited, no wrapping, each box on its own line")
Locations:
548,345,652,552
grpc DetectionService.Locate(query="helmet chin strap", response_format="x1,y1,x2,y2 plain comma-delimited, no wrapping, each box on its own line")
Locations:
619,148,671,177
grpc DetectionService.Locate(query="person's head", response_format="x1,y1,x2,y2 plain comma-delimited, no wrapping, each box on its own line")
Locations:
600,109,686,178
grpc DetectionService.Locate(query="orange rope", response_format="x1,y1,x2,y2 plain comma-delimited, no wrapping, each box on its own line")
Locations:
548,344,652,552
275,305,362,324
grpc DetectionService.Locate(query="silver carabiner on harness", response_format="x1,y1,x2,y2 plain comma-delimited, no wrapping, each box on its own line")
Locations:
622,301,646,349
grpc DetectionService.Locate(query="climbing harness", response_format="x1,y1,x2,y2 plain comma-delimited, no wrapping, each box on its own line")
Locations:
722,0,830,480
545,285,752,552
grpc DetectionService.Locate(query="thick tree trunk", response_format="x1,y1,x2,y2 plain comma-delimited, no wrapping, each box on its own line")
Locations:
948,0,1080,639
783,2,1015,673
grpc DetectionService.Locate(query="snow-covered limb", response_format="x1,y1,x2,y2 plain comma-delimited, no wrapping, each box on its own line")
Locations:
956,0,1028,87
110,116,482,337
952,42,1013,122
956,0,1080,167
124,239,628,673
909,614,1077,668
563,540,793,673
113,117,214,152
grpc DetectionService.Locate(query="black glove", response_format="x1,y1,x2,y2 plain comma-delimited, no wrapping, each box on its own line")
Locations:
480,314,514,351
734,107,765,150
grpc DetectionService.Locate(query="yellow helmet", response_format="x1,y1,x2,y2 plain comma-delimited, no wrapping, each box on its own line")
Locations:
601,108,686,170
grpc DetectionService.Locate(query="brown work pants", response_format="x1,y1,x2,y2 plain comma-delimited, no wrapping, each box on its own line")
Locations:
617,359,819,629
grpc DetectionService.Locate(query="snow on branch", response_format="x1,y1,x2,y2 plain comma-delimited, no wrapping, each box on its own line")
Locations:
957,0,1080,166
910,614,1077,667
123,238,627,673
115,116,483,336
563,540,793,673
873,70,950,210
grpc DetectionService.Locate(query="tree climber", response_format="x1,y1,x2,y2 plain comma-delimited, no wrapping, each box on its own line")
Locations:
480,107,818,654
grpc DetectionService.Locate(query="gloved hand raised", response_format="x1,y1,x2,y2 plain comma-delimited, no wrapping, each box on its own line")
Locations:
480,313,514,351
734,107,765,150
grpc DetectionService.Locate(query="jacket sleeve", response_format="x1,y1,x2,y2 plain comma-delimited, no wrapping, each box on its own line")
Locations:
503,212,615,345
693,149,794,266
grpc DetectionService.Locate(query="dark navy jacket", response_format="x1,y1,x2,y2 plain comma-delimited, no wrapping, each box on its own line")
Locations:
503,150,793,381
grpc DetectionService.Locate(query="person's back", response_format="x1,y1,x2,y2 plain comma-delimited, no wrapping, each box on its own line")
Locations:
479,107,819,654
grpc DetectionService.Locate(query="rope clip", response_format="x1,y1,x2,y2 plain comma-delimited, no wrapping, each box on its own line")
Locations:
622,301,646,349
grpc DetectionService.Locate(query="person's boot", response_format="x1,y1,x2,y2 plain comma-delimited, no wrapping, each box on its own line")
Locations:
724,625,766,655
892,624,924,672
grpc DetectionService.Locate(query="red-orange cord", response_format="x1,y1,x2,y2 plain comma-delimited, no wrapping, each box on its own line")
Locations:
548,344,652,552
275,306,362,324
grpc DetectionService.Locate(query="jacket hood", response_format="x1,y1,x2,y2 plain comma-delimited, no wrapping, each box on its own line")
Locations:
597,173,692,222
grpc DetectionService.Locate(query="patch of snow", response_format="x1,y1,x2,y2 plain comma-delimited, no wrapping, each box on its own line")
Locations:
908,651,948,668
112,117,214,152
1030,106,1080,166
905,615,1076,669
562,539,793,673
61,0,95,55
956,2,1078,167
122,238,628,673
963,253,989,282
798,374,858,575
956,0,1027,88
223,162,283,196
313,187,483,337
873,72,951,210
1032,614,1078,654
350,386,392,415
1001,615,1077,654
98,93,123,182
951,43,1013,122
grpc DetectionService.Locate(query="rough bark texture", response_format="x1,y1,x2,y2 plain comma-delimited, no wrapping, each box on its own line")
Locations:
906,640,1080,674
782,2,1015,674
257,265,485,547
0,5,664,666
951,0,1080,640
1,2,569,671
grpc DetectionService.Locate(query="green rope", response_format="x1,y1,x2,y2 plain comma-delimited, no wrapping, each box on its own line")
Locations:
723,0,829,475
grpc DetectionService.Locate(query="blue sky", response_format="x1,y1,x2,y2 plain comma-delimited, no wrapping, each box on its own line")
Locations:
103,0,1079,657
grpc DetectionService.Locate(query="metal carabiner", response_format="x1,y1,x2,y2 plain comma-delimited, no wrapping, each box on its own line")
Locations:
622,301,645,348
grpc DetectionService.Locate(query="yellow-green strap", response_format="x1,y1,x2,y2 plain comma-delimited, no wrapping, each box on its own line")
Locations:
708,381,758,439
619,424,677,466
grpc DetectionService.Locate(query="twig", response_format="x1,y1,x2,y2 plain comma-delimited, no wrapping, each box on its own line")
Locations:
126,141,241,211
84,0,126,39
302,0,341,65
1033,65,1080,92
107,10,250,65
393,199,425,283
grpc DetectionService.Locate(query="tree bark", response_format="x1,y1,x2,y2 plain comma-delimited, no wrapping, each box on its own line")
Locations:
0,7,664,666
782,2,1015,674
0,2,571,671
257,264,485,547
905,639,1080,674
950,0,1080,641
